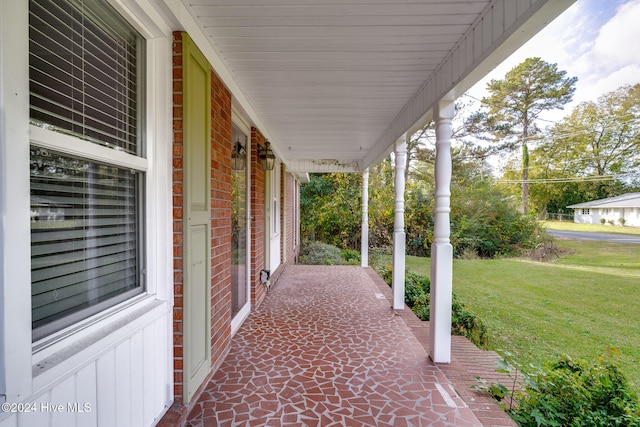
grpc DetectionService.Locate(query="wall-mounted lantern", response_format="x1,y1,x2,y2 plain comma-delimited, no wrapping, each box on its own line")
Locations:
258,140,276,171
231,139,246,171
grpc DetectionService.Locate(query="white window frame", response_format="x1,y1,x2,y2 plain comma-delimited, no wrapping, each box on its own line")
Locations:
0,0,173,400
30,0,151,344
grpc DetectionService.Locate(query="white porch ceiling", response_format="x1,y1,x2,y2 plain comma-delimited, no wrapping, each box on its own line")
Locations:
180,0,575,173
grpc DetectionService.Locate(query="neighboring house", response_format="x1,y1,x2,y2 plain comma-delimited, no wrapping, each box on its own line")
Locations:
0,1,574,426
568,193,640,227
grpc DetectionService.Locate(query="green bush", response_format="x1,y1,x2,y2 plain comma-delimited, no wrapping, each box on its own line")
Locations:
298,241,362,265
340,249,361,264
298,241,348,265
508,353,640,427
377,267,489,349
300,173,541,260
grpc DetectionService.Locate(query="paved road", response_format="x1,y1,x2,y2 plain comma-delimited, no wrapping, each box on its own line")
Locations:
547,229,640,244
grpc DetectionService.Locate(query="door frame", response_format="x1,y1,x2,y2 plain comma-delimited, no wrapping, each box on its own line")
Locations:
231,109,252,334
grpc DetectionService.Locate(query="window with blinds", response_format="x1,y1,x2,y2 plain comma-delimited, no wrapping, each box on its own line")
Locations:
29,0,145,340
29,0,142,155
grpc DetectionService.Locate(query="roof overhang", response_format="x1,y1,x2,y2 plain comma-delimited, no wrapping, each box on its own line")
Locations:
162,0,576,174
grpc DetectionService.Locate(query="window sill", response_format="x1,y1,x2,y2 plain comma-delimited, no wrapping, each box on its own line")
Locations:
32,296,169,392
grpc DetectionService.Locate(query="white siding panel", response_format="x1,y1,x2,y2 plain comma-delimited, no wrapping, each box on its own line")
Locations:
453,45,463,85
464,34,474,73
142,326,157,426
517,0,532,18
96,353,116,427
130,333,145,427
505,0,517,29
154,317,170,414
50,376,75,427
482,11,492,52
473,24,483,61
493,1,505,44
115,341,132,427
75,363,97,427
0,414,17,427
17,393,50,427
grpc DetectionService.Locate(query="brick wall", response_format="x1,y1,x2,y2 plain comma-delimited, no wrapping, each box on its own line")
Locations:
171,31,232,408
171,32,185,406
209,63,233,380
284,171,299,264
250,128,267,308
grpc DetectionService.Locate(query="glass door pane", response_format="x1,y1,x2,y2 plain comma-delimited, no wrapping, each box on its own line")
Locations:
231,126,248,318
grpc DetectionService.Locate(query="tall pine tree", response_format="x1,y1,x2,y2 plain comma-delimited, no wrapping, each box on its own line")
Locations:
483,57,577,214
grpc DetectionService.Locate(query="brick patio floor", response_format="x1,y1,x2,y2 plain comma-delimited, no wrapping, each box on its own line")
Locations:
184,265,516,427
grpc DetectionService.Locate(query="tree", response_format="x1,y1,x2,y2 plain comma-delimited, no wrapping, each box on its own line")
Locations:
483,57,577,214
300,173,362,249
526,84,640,214
544,84,640,178
408,99,496,182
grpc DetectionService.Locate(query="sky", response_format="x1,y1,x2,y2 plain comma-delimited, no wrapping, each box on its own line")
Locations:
467,0,640,124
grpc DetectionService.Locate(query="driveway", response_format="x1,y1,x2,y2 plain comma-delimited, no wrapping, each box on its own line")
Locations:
547,229,640,244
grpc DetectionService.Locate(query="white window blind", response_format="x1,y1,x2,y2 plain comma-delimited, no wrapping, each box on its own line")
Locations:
30,149,142,337
29,0,142,155
29,0,145,340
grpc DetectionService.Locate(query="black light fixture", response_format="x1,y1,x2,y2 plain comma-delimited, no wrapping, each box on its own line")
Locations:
231,139,246,171
258,140,276,171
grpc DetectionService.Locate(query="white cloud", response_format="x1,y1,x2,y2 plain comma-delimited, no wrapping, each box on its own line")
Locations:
592,0,640,70
569,0,640,105
575,64,640,105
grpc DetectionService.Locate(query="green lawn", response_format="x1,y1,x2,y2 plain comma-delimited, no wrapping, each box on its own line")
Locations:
402,238,640,390
542,219,640,235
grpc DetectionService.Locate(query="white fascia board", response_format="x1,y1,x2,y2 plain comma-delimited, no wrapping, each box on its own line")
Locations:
362,0,576,171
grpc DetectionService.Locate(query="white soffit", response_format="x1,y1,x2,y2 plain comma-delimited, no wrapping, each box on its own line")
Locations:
182,0,575,172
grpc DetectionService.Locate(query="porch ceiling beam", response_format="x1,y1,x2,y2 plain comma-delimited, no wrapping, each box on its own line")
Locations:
361,0,576,171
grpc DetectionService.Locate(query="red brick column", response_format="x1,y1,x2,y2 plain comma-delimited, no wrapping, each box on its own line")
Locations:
209,68,233,373
171,31,186,406
280,164,286,264
250,128,267,308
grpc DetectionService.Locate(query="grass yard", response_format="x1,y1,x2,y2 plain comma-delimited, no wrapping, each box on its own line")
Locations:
401,238,640,390
542,219,640,235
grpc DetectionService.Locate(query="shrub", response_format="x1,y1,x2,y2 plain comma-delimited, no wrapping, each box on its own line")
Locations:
620,217,627,226
451,294,489,349
450,181,539,259
378,266,489,349
476,352,640,427
299,241,349,265
600,217,607,225
340,249,361,264
510,353,640,427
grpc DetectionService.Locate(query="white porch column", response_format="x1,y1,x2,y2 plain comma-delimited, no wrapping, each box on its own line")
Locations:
361,168,369,267
430,99,455,363
392,138,407,310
